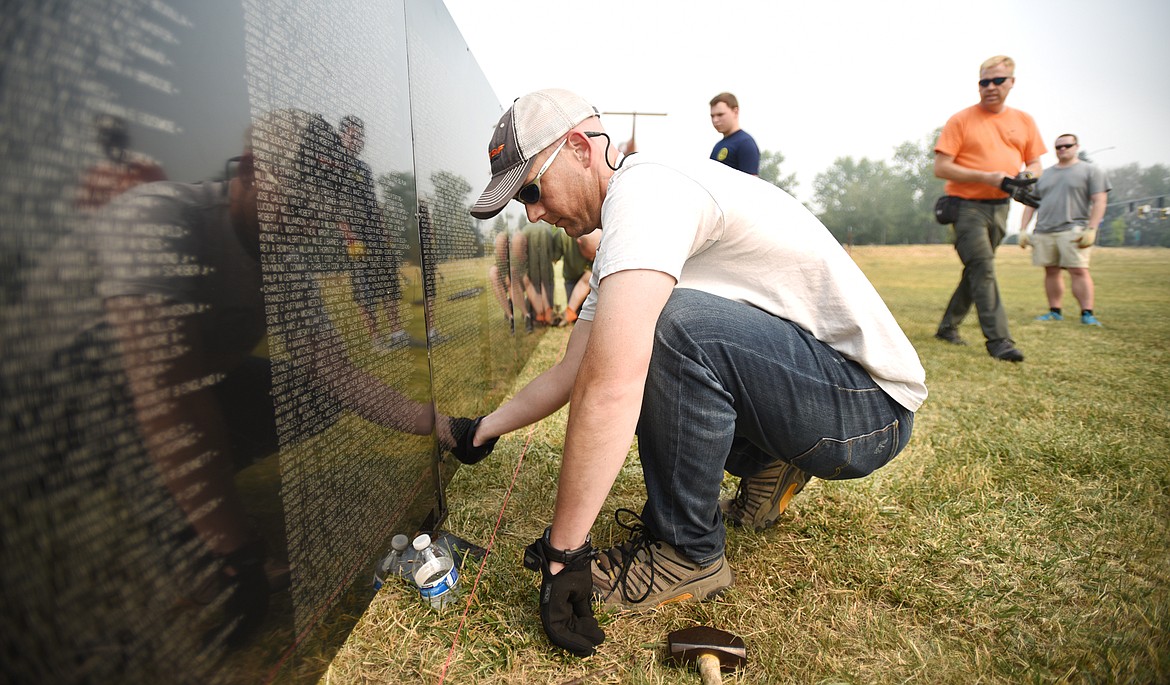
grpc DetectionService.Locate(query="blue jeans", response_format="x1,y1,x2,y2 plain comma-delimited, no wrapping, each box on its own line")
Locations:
636,289,915,565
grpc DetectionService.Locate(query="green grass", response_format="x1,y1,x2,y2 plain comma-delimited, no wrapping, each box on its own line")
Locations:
324,245,1170,684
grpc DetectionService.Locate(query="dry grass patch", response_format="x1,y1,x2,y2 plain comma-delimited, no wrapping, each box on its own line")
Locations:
327,246,1170,684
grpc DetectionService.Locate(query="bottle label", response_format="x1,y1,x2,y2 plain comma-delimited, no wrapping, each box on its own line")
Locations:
414,558,459,608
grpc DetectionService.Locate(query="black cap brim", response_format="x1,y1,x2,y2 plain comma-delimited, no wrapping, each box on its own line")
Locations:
470,156,536,220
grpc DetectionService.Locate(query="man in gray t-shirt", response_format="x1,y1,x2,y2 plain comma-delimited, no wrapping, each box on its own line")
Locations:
1019,133,1111,326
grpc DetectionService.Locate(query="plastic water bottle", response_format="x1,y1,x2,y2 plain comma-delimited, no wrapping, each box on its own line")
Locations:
411,533,460,609
373,534,412,590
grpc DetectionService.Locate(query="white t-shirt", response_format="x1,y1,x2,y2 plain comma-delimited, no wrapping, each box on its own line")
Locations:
580,155,927,412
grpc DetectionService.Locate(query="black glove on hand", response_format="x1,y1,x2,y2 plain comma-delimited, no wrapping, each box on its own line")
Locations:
448,416,498,465
1000,172,1041,208
524,532,605,657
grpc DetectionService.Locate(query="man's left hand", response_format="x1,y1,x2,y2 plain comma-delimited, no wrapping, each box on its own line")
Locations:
447,416,499,464
1076,226,1098,248
1001,172,1040,208
524,534,605,657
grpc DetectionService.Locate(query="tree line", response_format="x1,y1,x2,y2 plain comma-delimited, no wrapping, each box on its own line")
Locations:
760,132,1170,247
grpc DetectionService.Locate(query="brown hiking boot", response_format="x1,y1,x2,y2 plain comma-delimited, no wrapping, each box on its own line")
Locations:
591,509,733,610
721,460,811,531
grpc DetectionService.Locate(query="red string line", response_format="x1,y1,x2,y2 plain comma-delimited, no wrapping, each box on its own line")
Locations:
437,425,535,683
437,329,572,683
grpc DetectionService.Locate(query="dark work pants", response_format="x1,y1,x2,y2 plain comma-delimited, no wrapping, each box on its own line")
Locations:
937,201,1013,346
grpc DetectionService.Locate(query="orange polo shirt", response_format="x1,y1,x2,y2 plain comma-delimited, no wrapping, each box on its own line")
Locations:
935,105,1046,200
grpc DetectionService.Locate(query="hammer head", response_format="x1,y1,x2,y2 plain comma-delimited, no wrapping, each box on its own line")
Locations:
667,626,747,671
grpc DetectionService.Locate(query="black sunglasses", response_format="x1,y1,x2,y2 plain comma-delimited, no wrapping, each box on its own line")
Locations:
978,76,1011,88
225,154,254,187
516,137,569,205
1055,143,1077,151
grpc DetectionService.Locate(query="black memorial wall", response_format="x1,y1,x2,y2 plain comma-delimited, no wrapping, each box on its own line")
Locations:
0,0,535,682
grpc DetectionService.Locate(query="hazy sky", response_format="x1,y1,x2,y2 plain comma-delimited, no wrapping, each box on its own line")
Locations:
443,0,1170,209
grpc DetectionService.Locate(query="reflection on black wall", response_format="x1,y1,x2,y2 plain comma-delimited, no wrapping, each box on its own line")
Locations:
0,0,524,682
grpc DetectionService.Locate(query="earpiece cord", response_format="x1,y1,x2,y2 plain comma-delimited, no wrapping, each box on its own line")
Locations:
585,131,632,171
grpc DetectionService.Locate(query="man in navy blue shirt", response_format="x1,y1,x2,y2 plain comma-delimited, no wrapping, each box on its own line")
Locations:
709,92,760,175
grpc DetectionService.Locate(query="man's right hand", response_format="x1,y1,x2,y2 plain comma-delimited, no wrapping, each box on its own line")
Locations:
1019,231,1031,249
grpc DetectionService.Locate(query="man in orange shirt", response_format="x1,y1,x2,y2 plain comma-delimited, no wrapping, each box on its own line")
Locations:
934,55,1045,362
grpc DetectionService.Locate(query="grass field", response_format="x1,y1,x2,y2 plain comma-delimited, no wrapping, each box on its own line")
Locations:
323,245,1170,684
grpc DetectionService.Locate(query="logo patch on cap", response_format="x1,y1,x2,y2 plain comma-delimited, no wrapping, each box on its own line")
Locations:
489,143,505,160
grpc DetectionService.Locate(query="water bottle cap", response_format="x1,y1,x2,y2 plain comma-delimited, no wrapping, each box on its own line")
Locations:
412,533,432,551
391,534,410,551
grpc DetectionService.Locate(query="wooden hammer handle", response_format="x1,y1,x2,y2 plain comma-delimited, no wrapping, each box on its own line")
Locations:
697,653,723,685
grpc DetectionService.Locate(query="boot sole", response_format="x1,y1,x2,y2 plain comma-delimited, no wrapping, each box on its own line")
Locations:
722,469,808,532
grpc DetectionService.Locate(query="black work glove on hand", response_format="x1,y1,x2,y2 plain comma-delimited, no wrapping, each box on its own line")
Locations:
1000,171,1041,208
448,416,498,464
524,534,605,657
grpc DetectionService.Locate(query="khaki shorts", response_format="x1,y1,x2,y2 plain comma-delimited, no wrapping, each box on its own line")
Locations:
1032,227,1092,268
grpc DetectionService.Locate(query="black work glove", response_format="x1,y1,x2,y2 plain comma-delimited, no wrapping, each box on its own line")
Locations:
524,533,605,657
448,416,498,465
1000,171,1040,208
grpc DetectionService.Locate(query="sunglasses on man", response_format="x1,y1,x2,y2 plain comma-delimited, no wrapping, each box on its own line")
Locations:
226,154,255,187
1054,143,1077,151
978,76,1011,88
226,153,281,192
516,137,569,205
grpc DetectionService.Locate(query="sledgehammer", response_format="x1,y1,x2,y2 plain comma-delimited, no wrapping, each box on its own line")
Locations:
666,626,747,684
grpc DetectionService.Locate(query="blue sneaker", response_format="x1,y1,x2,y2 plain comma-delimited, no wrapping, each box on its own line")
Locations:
1035,311,1063,322
1081,312,1103,327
